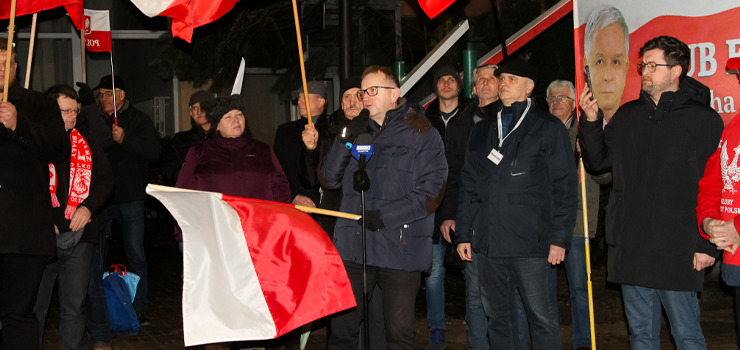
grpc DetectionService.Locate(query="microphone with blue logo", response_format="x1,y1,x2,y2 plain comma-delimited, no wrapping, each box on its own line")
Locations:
352,133,373,192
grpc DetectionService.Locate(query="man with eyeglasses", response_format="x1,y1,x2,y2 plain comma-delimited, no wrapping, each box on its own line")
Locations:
455,59,577,350
580,35,723,349
543,80,610,350
0,37,70,349
162,90,215,187
90,75,162,328
322,65,447,349
34,84,113,350
436,63,501,350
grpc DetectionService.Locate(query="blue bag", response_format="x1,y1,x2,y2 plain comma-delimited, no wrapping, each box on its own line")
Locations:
103,270,140,333
103,264,140,303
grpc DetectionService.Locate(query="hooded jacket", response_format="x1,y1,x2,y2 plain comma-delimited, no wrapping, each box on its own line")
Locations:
455,98,578,257
580,76,724,291
321,99,447,272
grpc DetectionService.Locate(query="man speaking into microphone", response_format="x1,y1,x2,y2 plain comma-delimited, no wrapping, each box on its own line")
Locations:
321,65,448,350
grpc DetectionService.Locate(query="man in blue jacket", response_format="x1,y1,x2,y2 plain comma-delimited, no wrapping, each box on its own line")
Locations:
455,59,577,350
322,65,447,350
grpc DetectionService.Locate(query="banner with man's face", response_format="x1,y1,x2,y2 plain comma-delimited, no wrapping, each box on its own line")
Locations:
573,1,740,125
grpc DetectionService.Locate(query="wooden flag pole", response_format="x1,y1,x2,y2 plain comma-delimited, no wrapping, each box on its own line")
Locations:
290,0,313,125
580,158,597,350
23,13,37,89
3,0,17,102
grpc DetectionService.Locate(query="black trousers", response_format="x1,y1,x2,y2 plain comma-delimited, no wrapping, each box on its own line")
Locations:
0,253,49,350
328,261,420,350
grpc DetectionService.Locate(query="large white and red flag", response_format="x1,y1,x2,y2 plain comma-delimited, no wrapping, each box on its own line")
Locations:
573,0,740,125
128,0,240,43
83,9,112,53
146,185,356,346
0,0,83,28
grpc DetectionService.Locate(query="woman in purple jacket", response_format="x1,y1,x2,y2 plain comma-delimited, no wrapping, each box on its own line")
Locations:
175,95,291,203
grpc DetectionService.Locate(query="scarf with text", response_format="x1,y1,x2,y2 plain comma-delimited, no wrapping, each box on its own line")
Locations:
49,128,92,219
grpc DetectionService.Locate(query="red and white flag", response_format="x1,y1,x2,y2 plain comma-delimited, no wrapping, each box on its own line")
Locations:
0,0,83,29
83,9,112,53
146,185,356,346
128,0,240,43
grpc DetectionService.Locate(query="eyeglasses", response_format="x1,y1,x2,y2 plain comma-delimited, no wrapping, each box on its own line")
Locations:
637,61,676,73
546,95,573,104
357,86,395,98
98,91,115,98
60,109,79,116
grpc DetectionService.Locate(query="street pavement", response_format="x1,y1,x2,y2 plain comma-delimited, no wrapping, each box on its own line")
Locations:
39,214,739,349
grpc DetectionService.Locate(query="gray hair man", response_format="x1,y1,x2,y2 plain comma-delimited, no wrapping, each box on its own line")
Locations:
584,6,629,122
456,59,577,349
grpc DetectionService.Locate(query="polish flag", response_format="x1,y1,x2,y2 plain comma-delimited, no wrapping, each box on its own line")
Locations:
146,185,356,346
0,0,83,29
83,9,112,52
129,0,241,43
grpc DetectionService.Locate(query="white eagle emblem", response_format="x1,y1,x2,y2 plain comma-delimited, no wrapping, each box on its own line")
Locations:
721,140,740,193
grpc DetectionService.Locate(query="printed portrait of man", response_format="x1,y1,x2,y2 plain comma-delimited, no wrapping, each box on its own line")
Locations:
584,5,629,122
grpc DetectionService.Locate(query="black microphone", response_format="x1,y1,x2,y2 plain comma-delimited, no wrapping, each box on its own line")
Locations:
352,133,373,192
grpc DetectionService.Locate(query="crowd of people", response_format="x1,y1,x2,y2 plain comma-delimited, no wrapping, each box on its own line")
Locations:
1,27,739,350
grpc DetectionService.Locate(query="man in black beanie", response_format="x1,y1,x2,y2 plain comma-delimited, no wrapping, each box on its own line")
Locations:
162,90,215,186
454,59,577,349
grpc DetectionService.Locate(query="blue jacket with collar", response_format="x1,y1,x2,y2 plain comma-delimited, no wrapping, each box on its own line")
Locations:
455,98,577,257
321,99,447,272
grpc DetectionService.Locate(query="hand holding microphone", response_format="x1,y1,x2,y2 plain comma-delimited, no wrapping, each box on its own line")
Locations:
341,108,370,146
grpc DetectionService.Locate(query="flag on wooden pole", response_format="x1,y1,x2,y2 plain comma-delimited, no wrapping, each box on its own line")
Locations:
146,185,357,346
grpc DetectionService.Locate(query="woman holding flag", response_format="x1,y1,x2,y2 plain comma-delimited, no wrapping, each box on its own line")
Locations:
176,95,290,203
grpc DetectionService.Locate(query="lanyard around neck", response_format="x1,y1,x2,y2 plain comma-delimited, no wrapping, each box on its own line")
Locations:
497,98,531,147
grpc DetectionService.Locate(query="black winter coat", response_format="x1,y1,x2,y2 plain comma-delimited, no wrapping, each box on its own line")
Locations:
274,112,326,204
52,113,114,244
456,99,578,257
97,101,162,204
0,82,69,258
579,77,724,292
298,108,350,239
426,96,474,244
162,119,208,186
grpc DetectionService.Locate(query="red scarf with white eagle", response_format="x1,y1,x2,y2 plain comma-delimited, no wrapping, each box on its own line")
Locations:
49,128,92,219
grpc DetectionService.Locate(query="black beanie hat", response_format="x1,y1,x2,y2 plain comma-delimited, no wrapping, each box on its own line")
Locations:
433,65,463,96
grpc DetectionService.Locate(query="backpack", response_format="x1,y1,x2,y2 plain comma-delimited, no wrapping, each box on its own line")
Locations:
103,271,141,333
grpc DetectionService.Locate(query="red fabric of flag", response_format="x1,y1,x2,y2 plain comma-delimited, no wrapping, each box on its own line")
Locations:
129,0,240,43
221,194,356,337
0,0,83,29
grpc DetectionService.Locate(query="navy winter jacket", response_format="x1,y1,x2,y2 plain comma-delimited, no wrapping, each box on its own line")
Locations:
455,98,578,257
321,99,448,272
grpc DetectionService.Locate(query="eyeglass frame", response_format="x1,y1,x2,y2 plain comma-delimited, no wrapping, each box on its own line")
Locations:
637,61,676,74
60,108,80,116
545,95,574,103
97,88,122,99
357,86,395,98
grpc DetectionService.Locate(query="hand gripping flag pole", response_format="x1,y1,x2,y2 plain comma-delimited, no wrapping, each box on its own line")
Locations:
579,158,597,350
